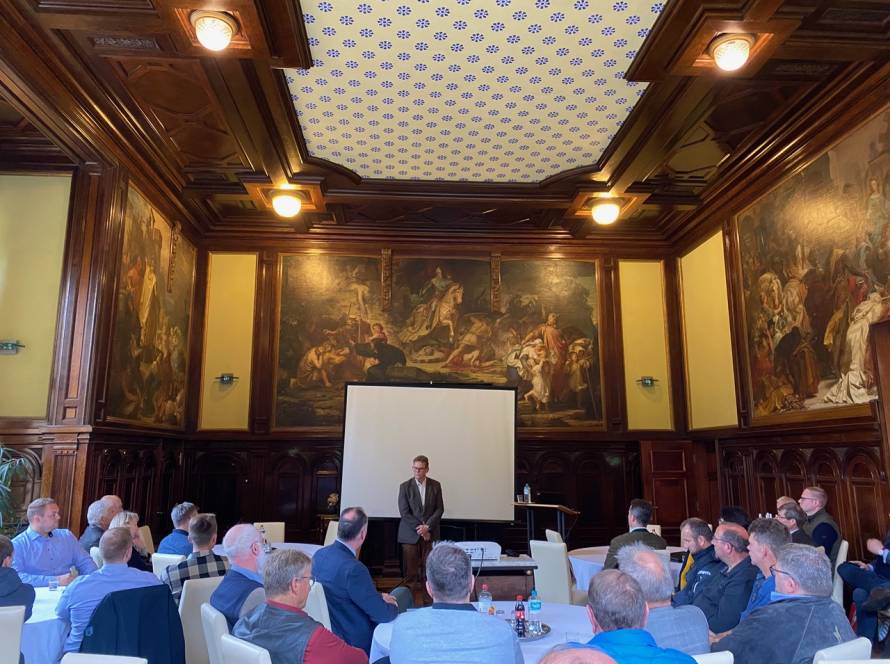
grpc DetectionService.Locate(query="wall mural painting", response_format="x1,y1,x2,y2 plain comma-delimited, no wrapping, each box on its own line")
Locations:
738,106,890,422
274,255,603,429
106,186,196,428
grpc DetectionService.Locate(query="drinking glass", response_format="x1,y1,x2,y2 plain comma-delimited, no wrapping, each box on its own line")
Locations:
48,577,59,591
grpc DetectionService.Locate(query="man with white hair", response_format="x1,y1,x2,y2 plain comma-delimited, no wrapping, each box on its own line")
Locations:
617,544,709,655
79,498,116,552
712,544,855,664
210,523,266,629
388,542,522,663
157,502,198,555
101,494,124,520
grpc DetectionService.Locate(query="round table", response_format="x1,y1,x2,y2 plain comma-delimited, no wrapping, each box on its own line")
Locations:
212,542,322,558
22,586,68,664
568,546,686,593
369,600,592,663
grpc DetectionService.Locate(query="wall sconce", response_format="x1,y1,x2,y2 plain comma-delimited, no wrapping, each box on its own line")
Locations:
0,340,25,355
190,10,239,51
636,376,659,388
708,34,755,72
214,373,239,385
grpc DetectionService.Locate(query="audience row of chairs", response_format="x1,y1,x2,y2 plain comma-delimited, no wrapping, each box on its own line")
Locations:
686,637,886,663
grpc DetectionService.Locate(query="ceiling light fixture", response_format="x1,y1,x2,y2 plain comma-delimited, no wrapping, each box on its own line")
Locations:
190,10,239,51
709,33,755,72
271,191,302,218
591,200,621,226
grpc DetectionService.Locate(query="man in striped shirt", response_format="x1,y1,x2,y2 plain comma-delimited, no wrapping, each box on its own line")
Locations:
161,513,228,602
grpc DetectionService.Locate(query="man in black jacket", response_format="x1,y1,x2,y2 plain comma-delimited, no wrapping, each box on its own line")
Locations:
673,518,722,606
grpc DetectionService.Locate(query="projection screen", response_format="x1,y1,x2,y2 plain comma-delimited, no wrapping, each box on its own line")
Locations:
341,383,516,521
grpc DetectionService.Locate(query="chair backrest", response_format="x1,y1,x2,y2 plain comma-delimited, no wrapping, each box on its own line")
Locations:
62,655,148,663
544,528,563,544
832,539,849,604
692,653,733,663
323,520,338,546
139,525,155,555
812,637,872,662
152,553,186,579
180,577,227,664
0,606,25,664
646,524,662,536
304,582,331,630
529,540,573,604
823,661,890,663
220,634,272,664
200,603,229,664
253,522,285,544
90,546,104,569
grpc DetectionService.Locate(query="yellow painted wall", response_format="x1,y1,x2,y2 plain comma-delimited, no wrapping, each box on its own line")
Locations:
619,260,673,430
199,253,258,430
679,232,738,429
0,174,71,418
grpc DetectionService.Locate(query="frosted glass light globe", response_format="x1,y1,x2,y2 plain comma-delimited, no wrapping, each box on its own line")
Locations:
272,193,302,218
591,201,621,225
712,36,753,72
192,12,236,51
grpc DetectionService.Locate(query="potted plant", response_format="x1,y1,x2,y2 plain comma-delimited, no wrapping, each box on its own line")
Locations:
0,446,24,537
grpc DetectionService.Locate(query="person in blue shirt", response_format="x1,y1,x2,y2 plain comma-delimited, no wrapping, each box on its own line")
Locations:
56,527,163,653
738,517,790,622
157,501,198,555
11,498,97,587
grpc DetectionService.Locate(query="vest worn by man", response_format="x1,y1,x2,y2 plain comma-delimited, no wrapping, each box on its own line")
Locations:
803,508,841,563
234,603,318,664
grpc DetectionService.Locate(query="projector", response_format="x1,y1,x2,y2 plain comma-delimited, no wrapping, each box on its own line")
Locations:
455,541,502,561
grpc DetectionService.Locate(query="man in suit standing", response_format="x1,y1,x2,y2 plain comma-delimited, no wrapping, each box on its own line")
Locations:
603,499,666,569
398,455,445,604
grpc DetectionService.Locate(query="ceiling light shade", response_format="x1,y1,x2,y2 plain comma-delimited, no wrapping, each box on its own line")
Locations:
709,34,755,72
271,191,302,218
591,200,621,225
190,10,238,51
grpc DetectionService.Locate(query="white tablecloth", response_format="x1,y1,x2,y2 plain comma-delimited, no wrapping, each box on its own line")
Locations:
369,600,591,663
568,546,686,593
212,542,322,558
22,587,68,664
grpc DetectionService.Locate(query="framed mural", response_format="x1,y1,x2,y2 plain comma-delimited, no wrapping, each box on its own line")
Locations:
105,185,197,428
273,254,604,430
736,104,890,424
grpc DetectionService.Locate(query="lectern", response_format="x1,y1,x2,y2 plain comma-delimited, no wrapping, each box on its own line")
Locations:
513,501,580,545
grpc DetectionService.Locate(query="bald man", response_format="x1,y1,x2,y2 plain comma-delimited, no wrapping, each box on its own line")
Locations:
539,647,617,664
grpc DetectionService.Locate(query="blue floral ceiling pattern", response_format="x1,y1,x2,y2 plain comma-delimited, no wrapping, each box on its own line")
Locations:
286,1,666,183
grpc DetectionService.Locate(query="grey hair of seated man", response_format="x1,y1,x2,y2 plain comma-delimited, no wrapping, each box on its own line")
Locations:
539,645,617,664
587,569,648,632
775,543,833,597
170,502,198,528
616,543,673,604
99,527,134,564
425,542,473,603
263,549,311,598
87,499,113,527
222,523,263,562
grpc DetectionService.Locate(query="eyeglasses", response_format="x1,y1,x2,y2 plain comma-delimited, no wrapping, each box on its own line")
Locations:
412,466,427,472
769,565,796,582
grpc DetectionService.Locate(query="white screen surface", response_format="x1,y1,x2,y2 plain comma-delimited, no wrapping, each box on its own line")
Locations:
341,384,516,521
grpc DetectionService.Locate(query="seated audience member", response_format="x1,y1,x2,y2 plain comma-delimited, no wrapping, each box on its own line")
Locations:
313,507,400,653
234,549,365,664
581,569,694,663
689,523,758,633
0,534,35,619
162,513,228,603
79,498,115,552
739,518,790,621
211,523,266,630
55,527,163,653
12,498,97,587
673,518,722,605
603,499,667,569
109,510,150,572
718,506,750,529
539,646,617,664
157,502,198,555
618,543,709,655
775,503,814,545
389,542,522,663
712,544,855,664
799,486,841,563
837,526,890,642
101,494,124,518
776,496,796,513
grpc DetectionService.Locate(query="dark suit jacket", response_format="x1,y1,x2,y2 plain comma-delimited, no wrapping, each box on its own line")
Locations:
790,528,814,546
397,477,444,544
603,528,667,569
311,540,398,653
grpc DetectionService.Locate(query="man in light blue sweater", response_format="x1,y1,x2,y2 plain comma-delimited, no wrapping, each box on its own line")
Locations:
389,542,523,663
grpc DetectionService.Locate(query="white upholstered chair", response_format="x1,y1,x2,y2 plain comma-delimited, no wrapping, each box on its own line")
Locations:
831,539,849,605
304,581,331,630
253,522,285,544
544,528,563,543
0,606,25,664
220,634,272,664
692,653,733,663
323,520,338,546
201,602,229,664
62,656,147,664
646,524,662,536
151,553,185,579
812,637,872,662
180,576,226,664
90,545,104,568
139,525,155,555
529,540,586,606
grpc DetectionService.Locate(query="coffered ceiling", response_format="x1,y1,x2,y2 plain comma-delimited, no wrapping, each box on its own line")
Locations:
1,0,890,245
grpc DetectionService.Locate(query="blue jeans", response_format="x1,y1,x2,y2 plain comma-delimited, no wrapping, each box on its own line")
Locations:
838,562,890,641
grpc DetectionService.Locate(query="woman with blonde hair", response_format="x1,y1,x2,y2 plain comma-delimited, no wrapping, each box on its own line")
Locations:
109,510,151,572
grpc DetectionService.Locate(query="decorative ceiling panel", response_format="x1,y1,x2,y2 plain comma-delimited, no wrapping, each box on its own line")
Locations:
286,0,665,183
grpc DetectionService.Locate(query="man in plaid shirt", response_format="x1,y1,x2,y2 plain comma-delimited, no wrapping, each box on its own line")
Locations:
161,513,229,602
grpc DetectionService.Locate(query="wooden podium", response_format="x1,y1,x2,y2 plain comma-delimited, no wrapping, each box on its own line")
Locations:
513,501,580,544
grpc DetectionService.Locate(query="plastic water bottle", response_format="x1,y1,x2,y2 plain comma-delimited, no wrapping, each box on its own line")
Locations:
514,595,526,638
529,589,542,634
478,584,493,615
523,483,531,503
